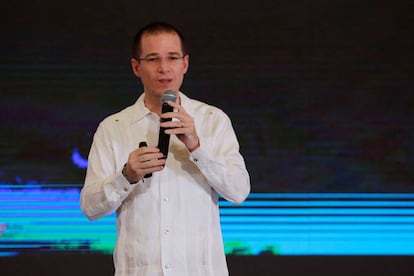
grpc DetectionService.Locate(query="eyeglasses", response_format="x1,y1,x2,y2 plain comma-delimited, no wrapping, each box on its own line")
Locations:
136,55,186,65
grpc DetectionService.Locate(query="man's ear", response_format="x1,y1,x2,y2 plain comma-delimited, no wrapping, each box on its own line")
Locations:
131,58,141,78
183,54,189,74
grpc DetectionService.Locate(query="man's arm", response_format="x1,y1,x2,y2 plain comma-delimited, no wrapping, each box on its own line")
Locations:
80,124,135,220
189,114,250,204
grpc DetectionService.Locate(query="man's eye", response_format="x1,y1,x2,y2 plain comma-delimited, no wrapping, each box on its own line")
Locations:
147,57,158,62
168,56,180,61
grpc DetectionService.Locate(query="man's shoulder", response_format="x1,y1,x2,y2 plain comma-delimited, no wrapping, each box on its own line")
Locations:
99,104,136,127
184,95,227,119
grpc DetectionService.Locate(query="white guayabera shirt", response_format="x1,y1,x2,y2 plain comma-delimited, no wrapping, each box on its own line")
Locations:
80,92,250,276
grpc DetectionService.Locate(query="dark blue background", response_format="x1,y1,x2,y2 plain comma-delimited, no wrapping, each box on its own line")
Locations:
1,1,413,193
2,2,414,275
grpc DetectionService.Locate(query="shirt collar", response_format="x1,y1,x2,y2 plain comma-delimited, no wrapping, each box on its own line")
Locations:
130,91,195,124
178,92,196,117
129,93,151,124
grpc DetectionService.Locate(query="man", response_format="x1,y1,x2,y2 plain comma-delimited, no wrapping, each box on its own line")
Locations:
80,22,250,276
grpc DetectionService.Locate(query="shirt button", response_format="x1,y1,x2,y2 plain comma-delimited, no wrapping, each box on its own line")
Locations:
164,264,170,269
123,187,128,192
193,158,198,162
163,197,169,202
164,229,170,234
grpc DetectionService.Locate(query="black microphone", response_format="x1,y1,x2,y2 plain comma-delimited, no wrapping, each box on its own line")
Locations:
157,90,177,159
139,141,152,178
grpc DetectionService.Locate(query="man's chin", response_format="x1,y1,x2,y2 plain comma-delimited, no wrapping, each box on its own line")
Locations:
159,87,178,94
146,86,179,97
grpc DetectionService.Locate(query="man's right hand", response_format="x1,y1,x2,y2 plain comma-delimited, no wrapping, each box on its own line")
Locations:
125,146,166,182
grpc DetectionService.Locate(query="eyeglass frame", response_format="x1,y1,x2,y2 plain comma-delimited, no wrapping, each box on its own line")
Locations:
134,54,188,65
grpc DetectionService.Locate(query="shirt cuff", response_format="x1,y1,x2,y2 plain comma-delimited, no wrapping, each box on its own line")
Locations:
113,172,141,194
189,144,211,168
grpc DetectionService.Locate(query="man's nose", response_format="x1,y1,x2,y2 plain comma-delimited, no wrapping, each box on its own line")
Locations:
157,58,170,73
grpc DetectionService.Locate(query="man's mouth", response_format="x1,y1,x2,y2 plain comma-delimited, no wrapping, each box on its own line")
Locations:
159,79,172,84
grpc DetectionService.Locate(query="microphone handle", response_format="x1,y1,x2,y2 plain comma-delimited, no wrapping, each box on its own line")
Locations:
157,103,173,159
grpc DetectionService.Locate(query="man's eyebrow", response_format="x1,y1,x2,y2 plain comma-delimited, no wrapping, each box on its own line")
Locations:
167,51,182,55
142,53,158,58
141,51,182,58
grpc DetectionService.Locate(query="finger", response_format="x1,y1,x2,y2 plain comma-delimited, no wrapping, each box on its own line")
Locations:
140,158,166,170
164,126,193,135
129,157,166,176
140,165,164,176
129,147,162,166
166,100,182,110
137,146,161,156
138,152,165,162
160,119,189,128
161,120,193,132
164,100,189,115
160,111,185,121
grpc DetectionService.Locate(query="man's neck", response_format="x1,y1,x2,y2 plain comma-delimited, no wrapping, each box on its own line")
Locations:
143,93,163,115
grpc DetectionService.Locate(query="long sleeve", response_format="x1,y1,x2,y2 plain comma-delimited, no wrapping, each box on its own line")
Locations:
80,121,137,221
79,93,247,275
80,96,156,222
189,105,250,204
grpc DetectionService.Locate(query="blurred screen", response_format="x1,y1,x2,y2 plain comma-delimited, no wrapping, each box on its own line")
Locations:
1,1,413,257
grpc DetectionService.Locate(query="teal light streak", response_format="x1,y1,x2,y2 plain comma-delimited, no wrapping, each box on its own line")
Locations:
1,185,414,256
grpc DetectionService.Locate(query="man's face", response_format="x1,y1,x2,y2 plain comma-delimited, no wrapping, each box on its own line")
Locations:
132,32,189,98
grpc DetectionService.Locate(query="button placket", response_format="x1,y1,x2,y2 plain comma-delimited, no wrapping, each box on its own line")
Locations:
160,168,173,273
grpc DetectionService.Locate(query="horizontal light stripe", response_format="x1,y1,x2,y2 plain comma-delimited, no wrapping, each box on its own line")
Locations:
220,201,414,207
220,208,414,215
2,185,414,256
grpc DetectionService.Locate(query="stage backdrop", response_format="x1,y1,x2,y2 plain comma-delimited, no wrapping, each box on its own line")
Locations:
1,0,414,269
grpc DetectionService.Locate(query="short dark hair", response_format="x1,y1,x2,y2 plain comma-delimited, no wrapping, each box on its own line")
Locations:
132,22,187,58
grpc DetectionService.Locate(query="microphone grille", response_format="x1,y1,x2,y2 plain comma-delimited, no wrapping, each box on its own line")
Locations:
161,90,177,104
